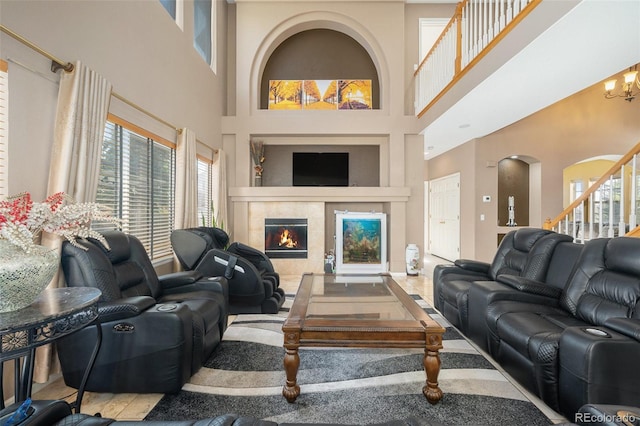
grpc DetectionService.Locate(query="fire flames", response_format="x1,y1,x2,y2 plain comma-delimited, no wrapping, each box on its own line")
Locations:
278,229,298,248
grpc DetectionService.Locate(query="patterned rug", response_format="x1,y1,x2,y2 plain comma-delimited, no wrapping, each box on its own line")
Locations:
146,296,553,425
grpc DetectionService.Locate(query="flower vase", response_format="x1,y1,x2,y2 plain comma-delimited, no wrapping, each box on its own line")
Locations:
0,240,59,313
255,175,263,187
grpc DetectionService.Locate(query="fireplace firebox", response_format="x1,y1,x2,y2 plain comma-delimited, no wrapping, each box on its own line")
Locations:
265,218,308,259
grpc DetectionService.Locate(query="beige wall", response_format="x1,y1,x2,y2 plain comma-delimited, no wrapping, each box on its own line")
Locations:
225,0,433,271
426,77,640,262
1,0,228,197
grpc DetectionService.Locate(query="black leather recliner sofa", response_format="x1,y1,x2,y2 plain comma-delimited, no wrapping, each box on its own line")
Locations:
171,227,285,314
434,232,640,419
58,231,229,394
433,228,572,333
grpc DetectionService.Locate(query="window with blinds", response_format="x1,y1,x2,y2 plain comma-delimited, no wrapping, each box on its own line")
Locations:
96,120,176,260
0,60,8,198
197,157,212,227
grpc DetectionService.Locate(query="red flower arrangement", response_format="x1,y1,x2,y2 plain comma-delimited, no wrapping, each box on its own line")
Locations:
0,192,120,253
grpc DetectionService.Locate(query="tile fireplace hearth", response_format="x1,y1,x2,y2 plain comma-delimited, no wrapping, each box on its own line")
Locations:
265,218,308,259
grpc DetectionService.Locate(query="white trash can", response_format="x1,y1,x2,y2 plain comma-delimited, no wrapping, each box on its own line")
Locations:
405,244,420,276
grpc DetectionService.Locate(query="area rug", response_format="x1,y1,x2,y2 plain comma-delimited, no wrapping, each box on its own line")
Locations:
146,296,553,425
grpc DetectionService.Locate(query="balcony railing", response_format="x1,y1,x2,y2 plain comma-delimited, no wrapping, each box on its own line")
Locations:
414,0,540,117
543,141,640,242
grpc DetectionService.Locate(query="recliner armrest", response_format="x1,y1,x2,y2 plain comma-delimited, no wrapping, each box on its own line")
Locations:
158,270,205,289
0,399,73,426
603,318,640,342
496,274,563,298
454,259,491,274
97,296,157,323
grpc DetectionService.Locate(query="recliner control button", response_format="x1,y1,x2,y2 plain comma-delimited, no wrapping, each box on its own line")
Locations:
113,323,135,333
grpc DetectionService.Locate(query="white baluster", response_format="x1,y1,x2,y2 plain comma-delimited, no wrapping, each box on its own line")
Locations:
619,165,626,236
588,192,594,241
599,186,604,237
631,154,637,230
608,176,615,237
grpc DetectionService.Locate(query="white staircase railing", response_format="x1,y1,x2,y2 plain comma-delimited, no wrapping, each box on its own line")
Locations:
544,141,640,242
414,0,539,117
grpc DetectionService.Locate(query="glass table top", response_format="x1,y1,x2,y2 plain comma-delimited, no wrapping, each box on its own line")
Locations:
304,274,415,321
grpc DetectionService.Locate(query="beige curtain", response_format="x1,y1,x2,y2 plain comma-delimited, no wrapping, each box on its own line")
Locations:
36,60,112,383
213,149,228,232
175,128,199,229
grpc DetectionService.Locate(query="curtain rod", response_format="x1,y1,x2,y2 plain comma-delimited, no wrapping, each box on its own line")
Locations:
0,24,74,73
0,24,178,132
111,92,180,133
1,25,220,151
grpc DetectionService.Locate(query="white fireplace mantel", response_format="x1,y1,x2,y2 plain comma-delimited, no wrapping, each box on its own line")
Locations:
229,186,411,202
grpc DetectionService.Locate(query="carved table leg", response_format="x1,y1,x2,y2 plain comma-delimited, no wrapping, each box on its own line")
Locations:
422,332,443,404
282,332,301,402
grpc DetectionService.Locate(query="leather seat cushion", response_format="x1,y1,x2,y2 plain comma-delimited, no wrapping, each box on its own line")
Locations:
495,310,586,357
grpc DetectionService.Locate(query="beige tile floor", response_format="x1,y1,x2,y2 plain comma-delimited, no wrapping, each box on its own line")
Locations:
30,255,567,423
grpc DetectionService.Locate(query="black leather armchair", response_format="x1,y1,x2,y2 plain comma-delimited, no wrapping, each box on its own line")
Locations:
432,228,572,333
0,400,277,426
58,231,229,394
171,227,285,314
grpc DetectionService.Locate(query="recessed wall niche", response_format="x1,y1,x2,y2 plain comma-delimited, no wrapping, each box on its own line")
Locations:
498,158,530,226
260,29,380,109
261,145,380,187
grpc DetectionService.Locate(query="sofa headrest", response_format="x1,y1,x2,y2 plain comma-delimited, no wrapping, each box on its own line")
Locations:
512,228,553,252
193,227,229,249
90,230,131,264
604,237,640,276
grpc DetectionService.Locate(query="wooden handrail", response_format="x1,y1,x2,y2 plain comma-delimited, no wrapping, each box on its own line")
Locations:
543,140,640,230
627,225,640,237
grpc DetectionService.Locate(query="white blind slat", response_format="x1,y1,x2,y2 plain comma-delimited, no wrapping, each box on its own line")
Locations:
0,61,8,198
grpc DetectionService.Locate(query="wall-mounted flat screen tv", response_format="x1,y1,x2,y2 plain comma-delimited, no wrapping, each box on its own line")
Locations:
292,152,349,186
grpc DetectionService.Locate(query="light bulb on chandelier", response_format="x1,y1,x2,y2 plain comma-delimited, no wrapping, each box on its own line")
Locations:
604,65,640,102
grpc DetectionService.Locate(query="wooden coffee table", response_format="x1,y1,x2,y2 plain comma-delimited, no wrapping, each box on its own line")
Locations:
282,273,445,404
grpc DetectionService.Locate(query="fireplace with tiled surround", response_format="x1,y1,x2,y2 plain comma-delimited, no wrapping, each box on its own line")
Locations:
232,187,411,275
264,218,308,259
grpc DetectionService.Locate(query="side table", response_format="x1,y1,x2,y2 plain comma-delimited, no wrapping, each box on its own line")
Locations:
0,287,101,412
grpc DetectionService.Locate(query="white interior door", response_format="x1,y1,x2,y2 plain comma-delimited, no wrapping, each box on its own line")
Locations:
429,173,460,261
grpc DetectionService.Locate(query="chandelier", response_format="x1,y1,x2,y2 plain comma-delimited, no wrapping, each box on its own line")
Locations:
604,65,640,102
